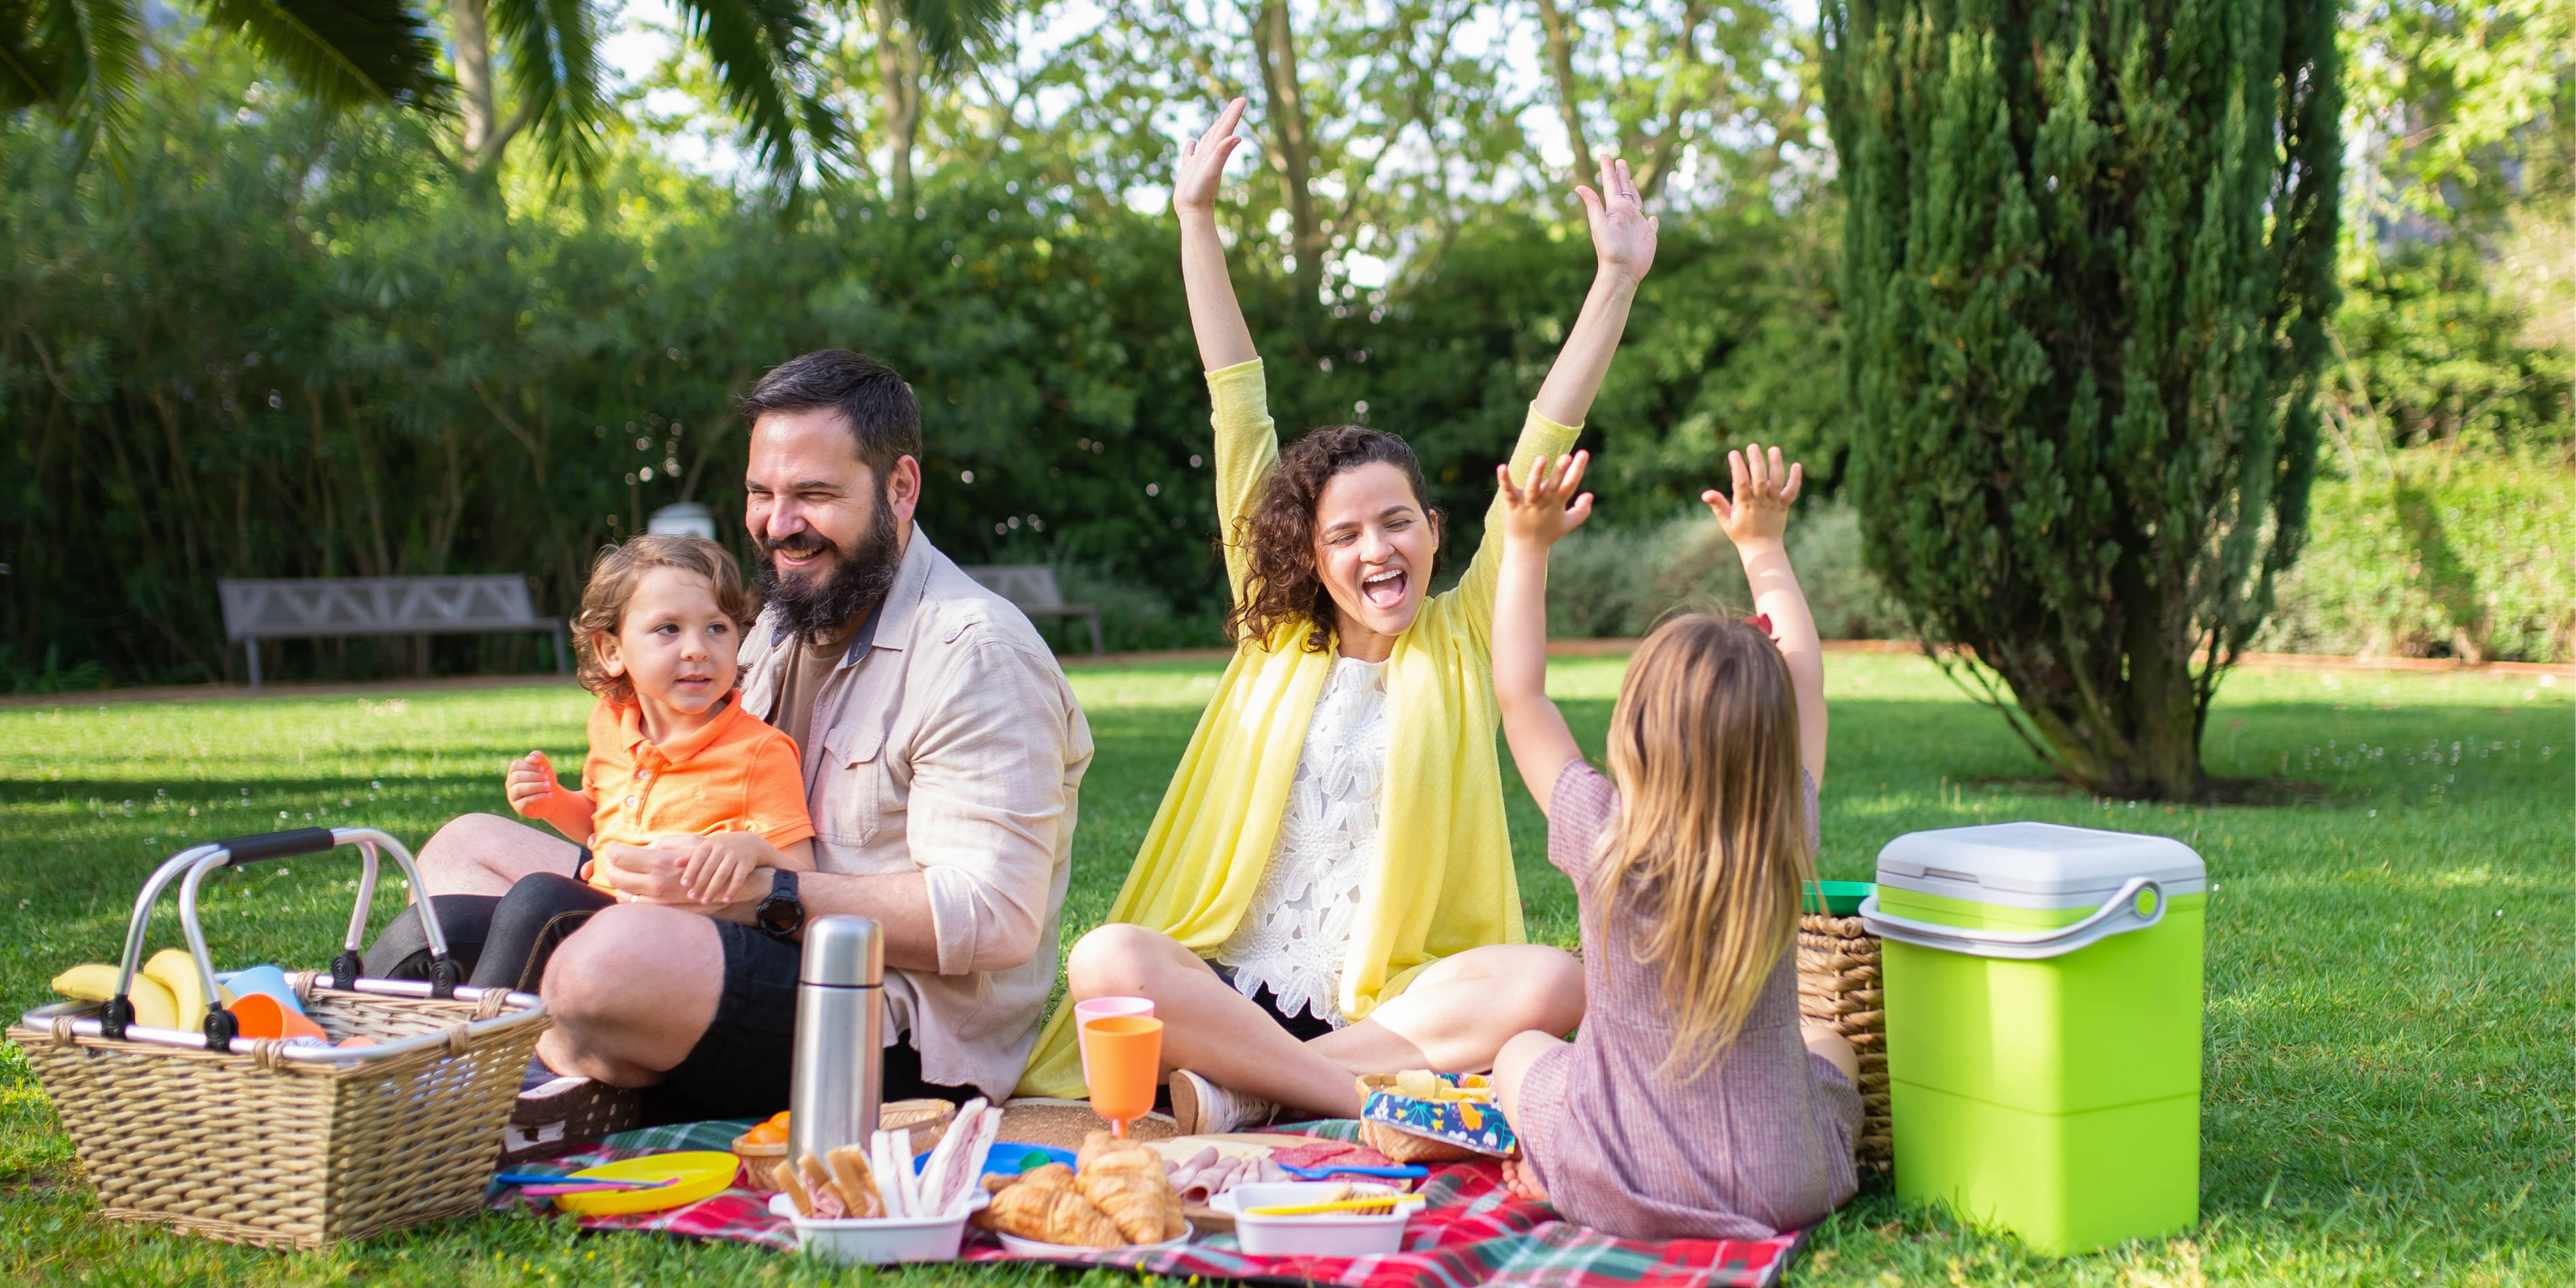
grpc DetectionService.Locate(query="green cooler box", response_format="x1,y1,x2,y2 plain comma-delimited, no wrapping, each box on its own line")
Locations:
1861,823,2205,1255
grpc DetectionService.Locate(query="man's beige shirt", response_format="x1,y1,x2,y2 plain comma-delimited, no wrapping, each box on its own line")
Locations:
737,530,1092,1099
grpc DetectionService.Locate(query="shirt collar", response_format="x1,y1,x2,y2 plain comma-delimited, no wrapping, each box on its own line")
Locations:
615,691,747,765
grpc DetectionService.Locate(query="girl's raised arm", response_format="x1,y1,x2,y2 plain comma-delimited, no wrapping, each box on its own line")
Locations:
1176,98,1256,372
1493,453,1595,817
1705,446,1828,786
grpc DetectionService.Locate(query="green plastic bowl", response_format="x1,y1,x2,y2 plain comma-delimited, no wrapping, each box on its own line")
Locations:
1803,880,1875,916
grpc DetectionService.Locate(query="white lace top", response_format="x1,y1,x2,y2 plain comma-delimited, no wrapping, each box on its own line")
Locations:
1214,655,1392,1028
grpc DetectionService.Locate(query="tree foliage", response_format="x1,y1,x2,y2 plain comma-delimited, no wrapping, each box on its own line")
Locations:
1821,0,2344,799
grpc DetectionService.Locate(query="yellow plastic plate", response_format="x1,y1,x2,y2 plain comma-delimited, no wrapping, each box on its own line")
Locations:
552,1151,741,1216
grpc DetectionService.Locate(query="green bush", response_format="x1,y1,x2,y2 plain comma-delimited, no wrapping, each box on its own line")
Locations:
2258,447,2574,662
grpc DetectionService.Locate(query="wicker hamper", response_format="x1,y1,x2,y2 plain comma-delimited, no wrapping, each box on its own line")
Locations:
8,828,547,1249
1798,913,1891,1171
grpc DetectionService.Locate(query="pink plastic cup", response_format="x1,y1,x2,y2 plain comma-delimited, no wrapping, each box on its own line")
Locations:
1075,996,1154,1089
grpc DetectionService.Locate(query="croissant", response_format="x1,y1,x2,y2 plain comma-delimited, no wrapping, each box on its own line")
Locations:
979,1176,1124,1246
1076,1144,1184,1244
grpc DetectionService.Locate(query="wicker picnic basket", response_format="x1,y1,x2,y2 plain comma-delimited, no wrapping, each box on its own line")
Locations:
1798,913,1891,1171
8,828,548,1250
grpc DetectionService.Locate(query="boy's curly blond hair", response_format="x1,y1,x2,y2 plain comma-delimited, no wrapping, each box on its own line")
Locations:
572,535,759,703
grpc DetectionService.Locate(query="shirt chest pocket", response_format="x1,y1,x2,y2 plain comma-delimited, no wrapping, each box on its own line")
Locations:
816,722,887,848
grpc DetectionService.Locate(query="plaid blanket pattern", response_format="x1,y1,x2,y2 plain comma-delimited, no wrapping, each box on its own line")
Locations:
487,1120,1807,1288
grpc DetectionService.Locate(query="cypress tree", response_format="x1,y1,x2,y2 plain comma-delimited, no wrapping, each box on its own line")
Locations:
1820,0,2343,799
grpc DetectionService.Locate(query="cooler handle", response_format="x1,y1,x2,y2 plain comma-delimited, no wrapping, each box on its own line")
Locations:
1858,877,2166,961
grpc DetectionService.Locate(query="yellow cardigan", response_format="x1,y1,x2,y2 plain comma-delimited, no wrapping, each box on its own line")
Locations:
1015,359,1581,1098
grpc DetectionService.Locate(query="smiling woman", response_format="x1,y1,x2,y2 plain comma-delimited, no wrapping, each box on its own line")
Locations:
1015,99,1663,1129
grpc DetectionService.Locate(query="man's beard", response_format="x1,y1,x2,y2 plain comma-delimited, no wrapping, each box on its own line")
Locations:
757,484,902,645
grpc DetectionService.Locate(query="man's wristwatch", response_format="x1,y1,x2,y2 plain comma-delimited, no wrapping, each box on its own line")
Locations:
754,869,805,941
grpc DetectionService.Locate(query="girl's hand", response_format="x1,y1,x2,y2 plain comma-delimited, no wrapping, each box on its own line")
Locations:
1574,157,1657,286
1174,97,1249,218
1497,451,1596,549
1702,443,1804,549
504,752,567,819
675,833,774,906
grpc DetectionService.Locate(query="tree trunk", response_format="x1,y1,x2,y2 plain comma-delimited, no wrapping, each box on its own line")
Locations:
874,0,923,214
1249,0,1324,309
1628,1,1707,200
1531,0,1596,185
453,0,497,159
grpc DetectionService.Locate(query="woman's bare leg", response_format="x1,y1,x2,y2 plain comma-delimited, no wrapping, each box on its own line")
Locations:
1067,924,1368,1118
1310,943,1584,1077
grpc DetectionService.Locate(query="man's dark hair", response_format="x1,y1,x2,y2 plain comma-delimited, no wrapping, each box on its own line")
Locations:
739,350,921,476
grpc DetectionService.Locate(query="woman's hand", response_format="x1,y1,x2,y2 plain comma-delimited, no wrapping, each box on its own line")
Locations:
1702,443,1804,551
1174,97,1248,219
1574,157,1657,286
504,751,569,820
1497,451,1595,551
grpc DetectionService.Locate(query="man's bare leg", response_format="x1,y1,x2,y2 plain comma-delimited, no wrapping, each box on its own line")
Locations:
416,812,581,898
1309,943,1584,1077
1067,924,1367,1118
534,904,723,1087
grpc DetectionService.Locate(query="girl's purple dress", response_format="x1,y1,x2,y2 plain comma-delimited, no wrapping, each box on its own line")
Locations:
1513,760,1860,1240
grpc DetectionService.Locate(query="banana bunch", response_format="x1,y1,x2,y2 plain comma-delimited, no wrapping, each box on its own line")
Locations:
50,951,238,1032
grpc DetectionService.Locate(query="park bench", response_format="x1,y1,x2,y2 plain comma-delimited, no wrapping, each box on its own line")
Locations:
962,565,1103,656
217,576,568,691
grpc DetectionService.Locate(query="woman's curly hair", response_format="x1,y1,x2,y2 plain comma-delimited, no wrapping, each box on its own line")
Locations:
572,534,761,703
1226,425,1441,654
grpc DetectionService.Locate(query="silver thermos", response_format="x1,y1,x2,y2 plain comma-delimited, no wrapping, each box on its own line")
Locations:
787,915,885,1167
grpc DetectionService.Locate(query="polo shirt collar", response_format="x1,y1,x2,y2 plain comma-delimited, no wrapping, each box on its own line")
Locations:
615,691,747,765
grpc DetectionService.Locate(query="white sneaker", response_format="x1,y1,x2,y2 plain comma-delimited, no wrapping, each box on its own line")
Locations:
1169,1069,1279,1135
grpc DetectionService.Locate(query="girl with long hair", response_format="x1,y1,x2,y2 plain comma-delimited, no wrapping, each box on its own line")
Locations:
1013,97,1657,1129
1486,446,1861,1238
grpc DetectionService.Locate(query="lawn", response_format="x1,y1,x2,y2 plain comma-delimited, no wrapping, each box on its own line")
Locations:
0,653,2566,1285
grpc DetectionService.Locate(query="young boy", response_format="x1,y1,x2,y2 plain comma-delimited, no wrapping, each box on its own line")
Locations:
508,534,816,908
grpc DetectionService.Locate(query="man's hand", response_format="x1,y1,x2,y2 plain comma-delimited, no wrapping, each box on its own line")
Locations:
675,833,783,906
505,751,574,821
1497,451,1595,551
1174,97,1248,219
1703,443,1805,551
1575,157,1658,287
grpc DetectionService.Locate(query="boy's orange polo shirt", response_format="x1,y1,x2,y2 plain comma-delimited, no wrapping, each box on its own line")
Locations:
581,693,814,869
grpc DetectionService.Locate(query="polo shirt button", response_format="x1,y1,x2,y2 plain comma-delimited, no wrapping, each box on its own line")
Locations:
624,796,638,808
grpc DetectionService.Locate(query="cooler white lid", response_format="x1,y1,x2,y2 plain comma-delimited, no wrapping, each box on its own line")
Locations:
1875,822,2205,898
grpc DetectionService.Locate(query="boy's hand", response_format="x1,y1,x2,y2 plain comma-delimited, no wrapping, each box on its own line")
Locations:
1174,97,1248,218
1703,443,1804,549
1497,451,1596,549
1575,157,1658,286
505,752,569,820
675,833,776,906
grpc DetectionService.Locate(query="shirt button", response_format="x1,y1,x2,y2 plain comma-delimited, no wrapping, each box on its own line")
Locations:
624,796,638,808
637,769,650,779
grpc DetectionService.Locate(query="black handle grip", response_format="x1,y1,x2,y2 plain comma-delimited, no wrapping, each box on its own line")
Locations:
213,828,337,865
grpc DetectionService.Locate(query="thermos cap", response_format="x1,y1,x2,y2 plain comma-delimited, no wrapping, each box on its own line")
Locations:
799,915,884,987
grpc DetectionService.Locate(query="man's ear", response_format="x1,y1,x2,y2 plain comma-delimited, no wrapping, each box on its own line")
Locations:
886,455,924,529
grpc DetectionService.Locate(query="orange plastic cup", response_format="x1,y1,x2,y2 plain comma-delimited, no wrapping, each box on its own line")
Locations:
1081,1015,1163,1139
231,992,326,1042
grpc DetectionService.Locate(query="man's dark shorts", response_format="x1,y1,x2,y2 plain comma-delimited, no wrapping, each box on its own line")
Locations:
367,882,975,1122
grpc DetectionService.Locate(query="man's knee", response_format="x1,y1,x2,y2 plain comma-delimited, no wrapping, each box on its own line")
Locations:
424,812,521,856
542,904,708,1023
1066,923,1179,1000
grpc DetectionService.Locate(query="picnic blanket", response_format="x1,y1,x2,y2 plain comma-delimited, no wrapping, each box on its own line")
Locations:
487,1120,1809,1288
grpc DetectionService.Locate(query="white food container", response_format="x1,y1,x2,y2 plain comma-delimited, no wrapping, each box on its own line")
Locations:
1213,1182,1424,1257
767,1190,988,1264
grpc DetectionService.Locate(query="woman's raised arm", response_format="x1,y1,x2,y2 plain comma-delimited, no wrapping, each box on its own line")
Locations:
1177,98,1257,372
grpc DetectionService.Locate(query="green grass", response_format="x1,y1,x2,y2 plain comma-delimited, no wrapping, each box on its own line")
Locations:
0,654,2567,1285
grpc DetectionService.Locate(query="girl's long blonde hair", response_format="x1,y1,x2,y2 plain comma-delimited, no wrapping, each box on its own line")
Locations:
1595,613,1813,1076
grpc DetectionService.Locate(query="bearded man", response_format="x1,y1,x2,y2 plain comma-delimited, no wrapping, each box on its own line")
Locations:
382,350,1094,1125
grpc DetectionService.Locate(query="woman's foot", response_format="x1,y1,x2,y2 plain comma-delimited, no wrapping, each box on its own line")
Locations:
1169,1069,1280,1135
1500,1156,1548,1203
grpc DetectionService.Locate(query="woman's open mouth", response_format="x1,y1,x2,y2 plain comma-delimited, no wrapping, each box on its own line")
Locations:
1361,568,1407,610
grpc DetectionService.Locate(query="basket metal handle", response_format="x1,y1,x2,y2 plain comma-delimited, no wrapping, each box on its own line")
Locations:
104,828,456,1046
